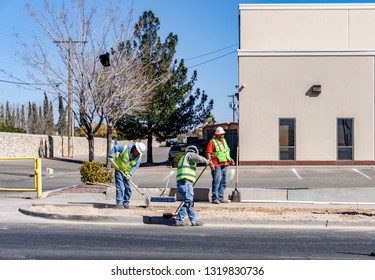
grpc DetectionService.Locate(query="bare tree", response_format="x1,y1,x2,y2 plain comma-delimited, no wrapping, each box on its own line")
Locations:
96,48,158,166
17,0,151,161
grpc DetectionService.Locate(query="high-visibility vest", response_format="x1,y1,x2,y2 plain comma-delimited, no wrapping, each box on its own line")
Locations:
115,145,140,173
176,153,196,183
212,137,231,163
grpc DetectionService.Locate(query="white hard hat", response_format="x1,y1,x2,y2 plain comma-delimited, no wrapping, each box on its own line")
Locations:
215,126,225,135
185,145,199,154
135,142,146,154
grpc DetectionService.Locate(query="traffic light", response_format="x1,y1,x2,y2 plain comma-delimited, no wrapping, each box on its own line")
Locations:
99,52,110,67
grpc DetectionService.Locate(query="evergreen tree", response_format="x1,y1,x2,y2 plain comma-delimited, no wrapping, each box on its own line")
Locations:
5,101,15,126
56,94,67,136
27,102,39,134
20,105,26,131
0,102,26,133
15,106,20,128
27,102,32,133
47,101,55,134
42,93,55,135
0,104,4,124
38,106,43,134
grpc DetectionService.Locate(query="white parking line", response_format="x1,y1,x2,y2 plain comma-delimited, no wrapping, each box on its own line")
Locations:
352,168,372,180
291,168,302,180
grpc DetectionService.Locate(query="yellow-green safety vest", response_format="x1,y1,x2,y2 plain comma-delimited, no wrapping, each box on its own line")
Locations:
176,153,196,183
212,137,231,163
115,145,140,173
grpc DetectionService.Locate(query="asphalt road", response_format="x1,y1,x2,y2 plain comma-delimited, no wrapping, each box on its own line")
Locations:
1,223,374,260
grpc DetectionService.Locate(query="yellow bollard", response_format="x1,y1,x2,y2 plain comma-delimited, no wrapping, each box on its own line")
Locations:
35,158,42,199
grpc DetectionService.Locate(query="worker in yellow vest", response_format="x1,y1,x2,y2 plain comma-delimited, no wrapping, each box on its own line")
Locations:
108,142,146,209
175,145,214,226
206,127,235,204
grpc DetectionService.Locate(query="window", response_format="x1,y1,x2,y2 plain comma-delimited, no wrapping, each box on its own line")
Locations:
279,119,295,160
337,118,353,160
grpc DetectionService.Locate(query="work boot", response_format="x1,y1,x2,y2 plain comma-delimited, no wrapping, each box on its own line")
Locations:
116,204,124,209
212,200,220,204
191,220,204,226
175,220,187,226
123,202,130,209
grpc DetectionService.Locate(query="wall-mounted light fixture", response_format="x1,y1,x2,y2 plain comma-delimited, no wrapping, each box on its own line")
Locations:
312,85,321,94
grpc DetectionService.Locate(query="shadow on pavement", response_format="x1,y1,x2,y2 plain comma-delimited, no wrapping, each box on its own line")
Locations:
46,157,85,164
143,215,175,226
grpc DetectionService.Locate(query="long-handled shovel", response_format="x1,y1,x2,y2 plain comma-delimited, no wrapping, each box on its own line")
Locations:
112,162,150,207
231,146,241,202
163,164,208,219
127,177,150,207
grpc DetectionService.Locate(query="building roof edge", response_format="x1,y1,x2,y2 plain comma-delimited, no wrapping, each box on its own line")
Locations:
239,3,375,11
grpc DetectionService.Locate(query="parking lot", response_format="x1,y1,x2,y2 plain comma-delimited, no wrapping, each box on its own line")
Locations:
1,146,375,202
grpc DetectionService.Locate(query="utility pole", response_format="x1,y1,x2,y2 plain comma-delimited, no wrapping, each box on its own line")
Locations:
54,38,87,158
228,94,238,122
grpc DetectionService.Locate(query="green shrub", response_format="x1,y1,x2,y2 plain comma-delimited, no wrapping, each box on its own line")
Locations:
79,161,114,184
172,152,185,168
0,123,26,133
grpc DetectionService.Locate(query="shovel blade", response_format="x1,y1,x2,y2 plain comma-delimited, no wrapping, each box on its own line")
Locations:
144,195,150,207
231,190,241,202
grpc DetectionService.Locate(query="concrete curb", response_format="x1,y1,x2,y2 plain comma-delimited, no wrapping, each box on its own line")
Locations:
18,205,375,228
107,186,375,204
18,207,145,223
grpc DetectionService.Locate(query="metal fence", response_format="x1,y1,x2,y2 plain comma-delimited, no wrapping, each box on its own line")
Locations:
0,157,42,198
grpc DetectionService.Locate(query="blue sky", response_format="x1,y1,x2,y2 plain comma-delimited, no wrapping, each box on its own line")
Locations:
1,0,375,124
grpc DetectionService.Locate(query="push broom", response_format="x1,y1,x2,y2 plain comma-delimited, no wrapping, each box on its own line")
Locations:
150,166,176,202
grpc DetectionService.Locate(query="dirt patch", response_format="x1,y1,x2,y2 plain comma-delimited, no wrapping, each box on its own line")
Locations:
46,184,109,197
28,204,375,221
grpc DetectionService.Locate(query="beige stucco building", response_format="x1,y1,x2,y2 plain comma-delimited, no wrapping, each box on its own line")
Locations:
238,4,375,165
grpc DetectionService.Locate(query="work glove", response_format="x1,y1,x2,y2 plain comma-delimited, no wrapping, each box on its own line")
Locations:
108,157,115,165
123,172,132,181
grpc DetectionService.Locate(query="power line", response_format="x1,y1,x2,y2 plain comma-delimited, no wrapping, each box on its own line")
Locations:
0,79,47,86
0,77,58,97
0,23,48,39
188,50,237,68
185,44,238,61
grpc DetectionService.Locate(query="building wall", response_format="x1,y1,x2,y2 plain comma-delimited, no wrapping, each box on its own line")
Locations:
239,56,374,161
239,4,375,50
238,4,375,164
0,132,133,158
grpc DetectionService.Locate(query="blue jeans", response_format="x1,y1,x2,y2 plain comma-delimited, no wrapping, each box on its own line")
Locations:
115,170,131,204
211,166,227,202
176,180,198,222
